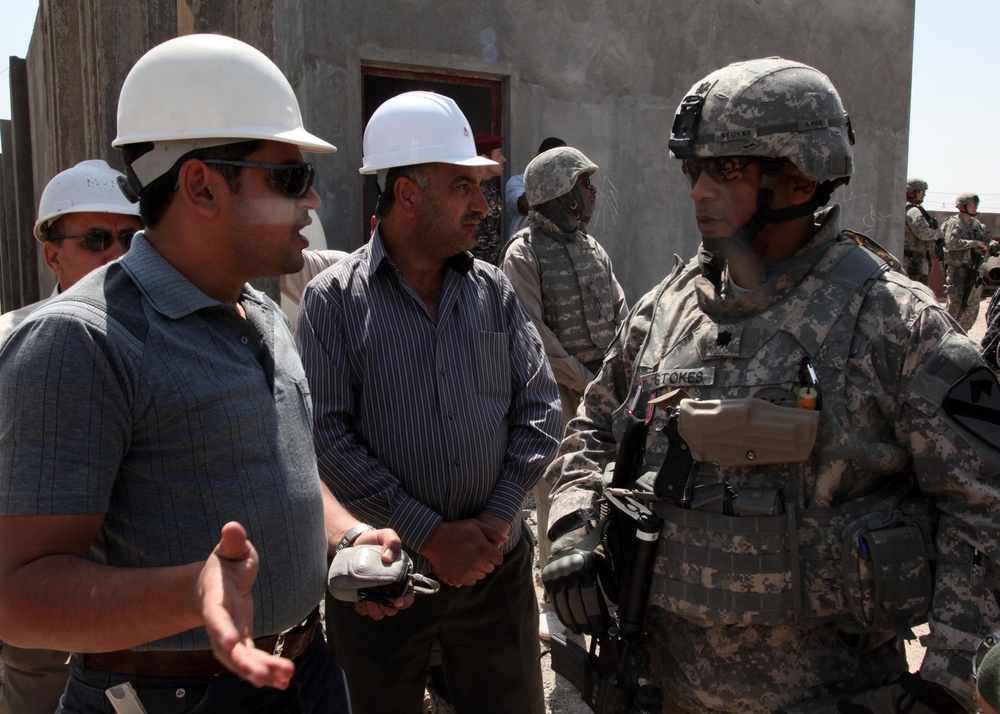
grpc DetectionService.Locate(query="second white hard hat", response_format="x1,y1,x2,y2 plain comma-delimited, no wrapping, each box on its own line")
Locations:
113,33,335,187
33,160,141,242
360,91,497,174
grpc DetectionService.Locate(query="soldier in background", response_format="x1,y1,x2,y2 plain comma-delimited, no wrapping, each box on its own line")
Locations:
500,146,627,638
544,57,1000,713
942,192,997,331
903,177,942,285
505,136,567,240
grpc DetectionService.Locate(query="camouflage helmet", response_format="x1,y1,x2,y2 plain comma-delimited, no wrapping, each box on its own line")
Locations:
668,57,854,183
524,147,598,207
956,192,980,208
907,178,928,192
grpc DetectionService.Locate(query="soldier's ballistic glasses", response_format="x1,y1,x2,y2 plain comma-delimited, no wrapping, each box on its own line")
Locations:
202,159,316,198
681,157,760,187
51,229,137,252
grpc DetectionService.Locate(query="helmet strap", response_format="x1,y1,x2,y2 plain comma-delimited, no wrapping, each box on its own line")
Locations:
126,138,242,190
702,161,840,280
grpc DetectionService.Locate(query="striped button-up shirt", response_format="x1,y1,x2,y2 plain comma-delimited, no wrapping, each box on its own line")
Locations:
298,229,562,574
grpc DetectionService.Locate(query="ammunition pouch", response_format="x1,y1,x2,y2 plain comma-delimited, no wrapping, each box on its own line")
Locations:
839,493,937,637
649,475,936,632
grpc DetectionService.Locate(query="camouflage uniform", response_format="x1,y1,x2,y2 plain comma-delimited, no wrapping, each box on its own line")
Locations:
503,215,627,417
547,205,1000,712
903,202,940,283
942,214,990,331
471,179,503,265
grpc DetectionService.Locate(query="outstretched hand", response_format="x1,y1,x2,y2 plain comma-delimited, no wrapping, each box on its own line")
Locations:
198,522,294,689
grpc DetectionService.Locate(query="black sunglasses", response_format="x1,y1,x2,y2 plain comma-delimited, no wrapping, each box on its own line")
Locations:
681,157,761,186
202,160,316,198
51,228,136,252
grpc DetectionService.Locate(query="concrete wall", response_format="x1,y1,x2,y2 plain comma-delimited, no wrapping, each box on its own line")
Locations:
10,0,279,307
288,0,914,302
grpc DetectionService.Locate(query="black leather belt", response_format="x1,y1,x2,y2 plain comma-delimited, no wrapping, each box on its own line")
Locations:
81,608,319,677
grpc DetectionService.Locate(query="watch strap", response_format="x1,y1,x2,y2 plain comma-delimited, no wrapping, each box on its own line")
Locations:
336,523,375,553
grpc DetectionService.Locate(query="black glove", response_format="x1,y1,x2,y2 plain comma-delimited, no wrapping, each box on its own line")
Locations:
541,547,610,636
835,672,965,714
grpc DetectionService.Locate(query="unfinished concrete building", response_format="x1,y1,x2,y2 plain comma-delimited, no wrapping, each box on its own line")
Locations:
0,0,913,311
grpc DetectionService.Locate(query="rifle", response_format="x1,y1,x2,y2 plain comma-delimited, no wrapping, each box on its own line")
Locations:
548,489,663,713
547,392,699,713
961,244,990,312
960,222,1000,310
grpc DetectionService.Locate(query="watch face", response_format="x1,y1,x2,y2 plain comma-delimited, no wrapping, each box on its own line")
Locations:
975,633,1000,680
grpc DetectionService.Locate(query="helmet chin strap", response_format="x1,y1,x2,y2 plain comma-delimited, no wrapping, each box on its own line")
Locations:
701,159,831,283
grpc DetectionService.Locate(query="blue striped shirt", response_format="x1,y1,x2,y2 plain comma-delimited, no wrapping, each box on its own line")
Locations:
297,230,562,574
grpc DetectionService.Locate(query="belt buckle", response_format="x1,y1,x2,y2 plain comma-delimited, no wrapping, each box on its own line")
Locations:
272,632,286,657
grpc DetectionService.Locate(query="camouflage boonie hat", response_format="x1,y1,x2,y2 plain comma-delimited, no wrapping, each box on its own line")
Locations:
668,57,855,183
956,192,980,207
524,147,598,207
907,177,928,192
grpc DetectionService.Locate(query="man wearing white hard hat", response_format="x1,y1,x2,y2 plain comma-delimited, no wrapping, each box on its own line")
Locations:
298,91,561,713
0,160,141,346
0,159,140,713
0,33,408,714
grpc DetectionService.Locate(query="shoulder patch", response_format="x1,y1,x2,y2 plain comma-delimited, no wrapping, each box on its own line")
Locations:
943,366,1000,445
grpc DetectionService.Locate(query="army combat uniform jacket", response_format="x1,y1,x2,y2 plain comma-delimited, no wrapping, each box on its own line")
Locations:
547,206,1000,713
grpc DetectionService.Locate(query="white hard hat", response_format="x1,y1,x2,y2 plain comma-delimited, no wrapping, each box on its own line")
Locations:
113,34,335,187
33,160,141,242
359,91,497,174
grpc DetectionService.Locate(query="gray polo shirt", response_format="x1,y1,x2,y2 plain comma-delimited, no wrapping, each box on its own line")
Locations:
0,234,328,651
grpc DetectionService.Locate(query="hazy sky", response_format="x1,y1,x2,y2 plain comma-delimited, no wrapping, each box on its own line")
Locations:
0,1,996,211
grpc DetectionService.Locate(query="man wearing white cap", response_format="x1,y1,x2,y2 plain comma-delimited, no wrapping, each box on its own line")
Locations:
0,159,140,713
298,91,562,714
0,34,407,714
0,160,141,346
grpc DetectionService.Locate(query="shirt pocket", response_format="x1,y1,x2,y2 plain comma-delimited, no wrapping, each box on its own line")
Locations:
474,331,510,398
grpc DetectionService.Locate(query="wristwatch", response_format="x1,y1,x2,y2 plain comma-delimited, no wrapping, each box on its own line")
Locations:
336,523,375,553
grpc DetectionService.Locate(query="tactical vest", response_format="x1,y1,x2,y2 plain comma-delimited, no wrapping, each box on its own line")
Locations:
524,225,619,370
942,216,978,267
619,236,936,633
903,203,934,252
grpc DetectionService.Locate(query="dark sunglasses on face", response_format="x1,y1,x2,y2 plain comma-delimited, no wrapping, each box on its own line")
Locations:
580,176,596,190
202,159,316,198
681,156,760,186
51,228,137,252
